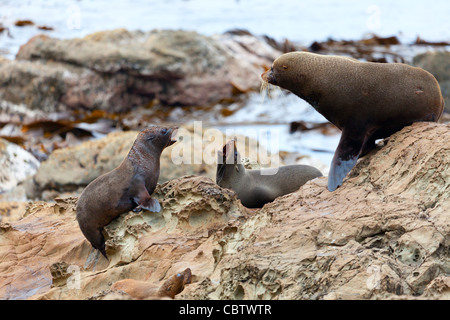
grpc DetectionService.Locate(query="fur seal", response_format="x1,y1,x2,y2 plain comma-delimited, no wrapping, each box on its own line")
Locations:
76,126,178,258
111,268,192,299
262,52,444,191
216,140,323,208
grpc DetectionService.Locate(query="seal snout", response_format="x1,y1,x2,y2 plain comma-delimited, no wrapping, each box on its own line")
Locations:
166,126,179,147
261,67,276,85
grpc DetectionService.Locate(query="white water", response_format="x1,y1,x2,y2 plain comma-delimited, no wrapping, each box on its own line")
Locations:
1,0,450,59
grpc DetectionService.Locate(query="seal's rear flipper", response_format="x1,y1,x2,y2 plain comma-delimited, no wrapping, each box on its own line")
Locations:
328,128,366,192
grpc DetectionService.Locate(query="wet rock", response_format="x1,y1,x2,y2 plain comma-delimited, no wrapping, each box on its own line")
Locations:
0,123,448,300
0,29,280,114
0,138,40,193
413,51,450,113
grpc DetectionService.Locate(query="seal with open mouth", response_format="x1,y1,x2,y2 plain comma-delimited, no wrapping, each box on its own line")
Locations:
216,140,323,208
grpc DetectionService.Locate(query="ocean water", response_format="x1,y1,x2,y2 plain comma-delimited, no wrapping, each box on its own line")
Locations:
1,0,449,169
1,0,449,59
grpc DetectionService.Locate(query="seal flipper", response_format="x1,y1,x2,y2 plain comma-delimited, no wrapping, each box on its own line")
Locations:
133,186,161,212
328,127,368,192
133,199,161,213
86,227,108,259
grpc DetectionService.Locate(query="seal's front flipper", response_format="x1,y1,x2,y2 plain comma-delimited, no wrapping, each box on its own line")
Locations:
133,199,161,213
328,128,366,192
133,187,162,213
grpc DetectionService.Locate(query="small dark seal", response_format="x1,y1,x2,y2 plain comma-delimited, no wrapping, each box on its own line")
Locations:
76,126,178,258
216,140,323,208
262,52,444,191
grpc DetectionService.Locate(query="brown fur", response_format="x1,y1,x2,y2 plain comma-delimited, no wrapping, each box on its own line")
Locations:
76,126,177,258
262,52,444,191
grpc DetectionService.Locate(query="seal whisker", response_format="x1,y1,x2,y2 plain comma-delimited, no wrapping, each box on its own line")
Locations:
260,80,276,102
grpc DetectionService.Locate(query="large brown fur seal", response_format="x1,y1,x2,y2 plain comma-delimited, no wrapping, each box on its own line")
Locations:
262,52,444,191
216,140,323,208
76,126,178,258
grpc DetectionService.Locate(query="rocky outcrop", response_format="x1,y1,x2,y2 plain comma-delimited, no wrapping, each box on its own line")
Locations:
0,29,280,114
413,51,450,113
0,122,448,300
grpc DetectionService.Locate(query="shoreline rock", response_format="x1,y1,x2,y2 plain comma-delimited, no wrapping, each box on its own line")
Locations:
413,51,450,114
0,29,281,114
0,122,448,300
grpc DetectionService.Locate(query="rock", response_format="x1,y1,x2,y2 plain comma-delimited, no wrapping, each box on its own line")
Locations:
201,122,449,300
0,138,40,193
0,29,280,114
0,176,247,300
0,122,448,300
0,201,28,223
413,51,450,113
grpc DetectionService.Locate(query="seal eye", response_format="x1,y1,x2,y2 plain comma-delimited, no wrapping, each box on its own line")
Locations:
161,128,168,134
282,65,288,70
147,134,156,141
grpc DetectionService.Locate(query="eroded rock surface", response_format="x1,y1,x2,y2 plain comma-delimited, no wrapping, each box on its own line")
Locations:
0,123,448,300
